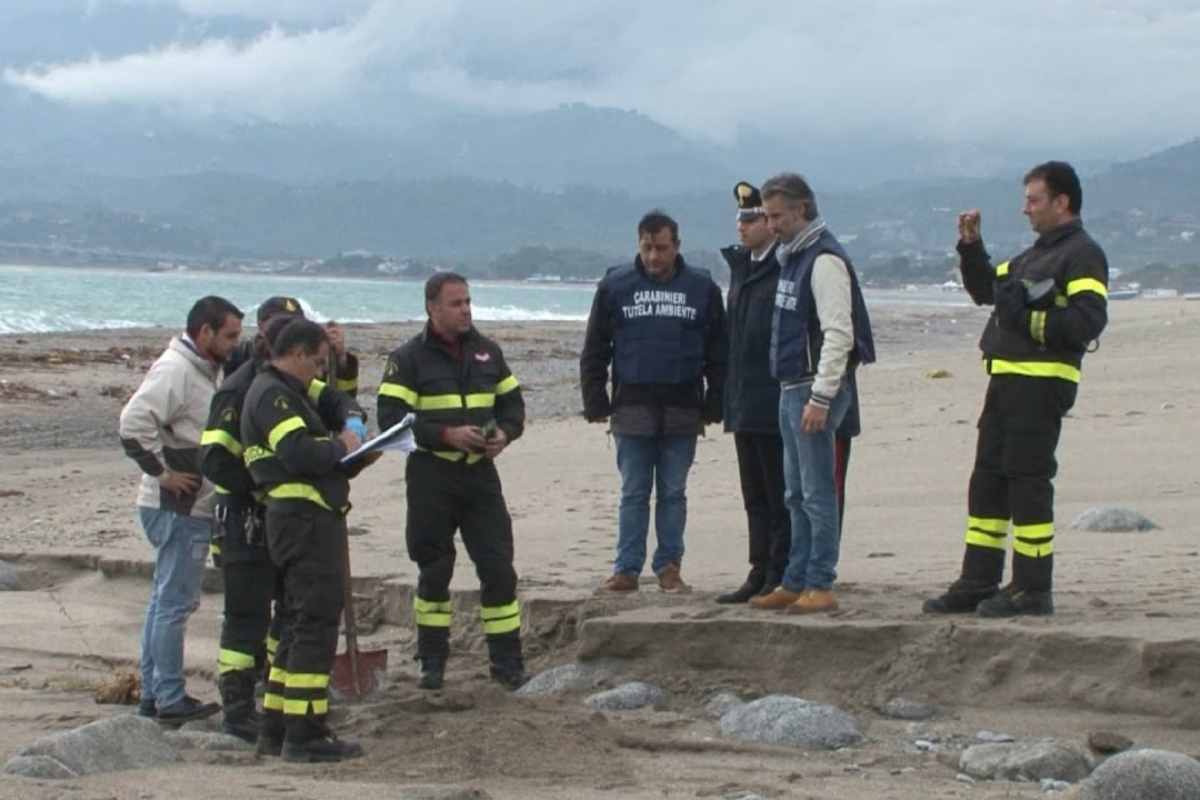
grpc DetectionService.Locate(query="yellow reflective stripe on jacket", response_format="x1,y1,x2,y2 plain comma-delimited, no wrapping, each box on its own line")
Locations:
285,672,330,690
995,261,1010,277
200,428,244,457
307,379,326,405
430,449,483,464
336,377,358,392
213,484,230,495
480,601,521,635
1066,278,1107,298
244,445,272,466
495,375,519,395
418,394,463,410
267,482,332,511
265,636,279,658
465,393,495,409
218,648,257,674
988,359,1080,384
263,692,284,711
267,415,307,450
378,382,418,405
1029,310,1047,344
964,515,1009,551
414,597,453,627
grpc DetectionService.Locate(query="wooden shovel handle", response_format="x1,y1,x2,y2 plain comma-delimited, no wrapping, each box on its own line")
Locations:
341,530,361,696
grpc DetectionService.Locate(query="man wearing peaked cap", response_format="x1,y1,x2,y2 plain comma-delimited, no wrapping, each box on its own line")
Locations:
256,296,302,325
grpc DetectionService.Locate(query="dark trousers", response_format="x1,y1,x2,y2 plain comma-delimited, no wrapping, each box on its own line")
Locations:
217,501,277,677
263,503,346,741
962,375,1076,592
405,454,519,660
732,432,790,581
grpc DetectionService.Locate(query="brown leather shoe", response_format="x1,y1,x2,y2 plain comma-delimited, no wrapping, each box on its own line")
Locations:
748,588,803,610
598,573,639,593
656,563,691,593
787,589,839,615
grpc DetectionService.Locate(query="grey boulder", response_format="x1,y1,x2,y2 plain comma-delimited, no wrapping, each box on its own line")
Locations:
1070,507,1158,533
585,681,665,711
3,755,78,779
719,695,863,750
1080,749,1200,800
516,662,613,697
880,697,938,721
959,739,1091,783
703,691,745,720
8,714,181,778
164,731,254,751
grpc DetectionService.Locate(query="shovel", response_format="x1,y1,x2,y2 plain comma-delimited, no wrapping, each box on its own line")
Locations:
331,532,387,699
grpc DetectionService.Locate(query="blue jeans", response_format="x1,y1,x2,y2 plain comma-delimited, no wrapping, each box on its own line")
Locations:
138,507,210,709
613,433,697,576
779,382,851,591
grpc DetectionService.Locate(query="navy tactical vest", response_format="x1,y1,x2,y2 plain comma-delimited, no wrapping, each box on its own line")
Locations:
604,260,713,385
770,230,876,383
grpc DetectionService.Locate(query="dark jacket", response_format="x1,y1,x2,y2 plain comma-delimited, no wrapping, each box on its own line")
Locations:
227,339,360,399
959,219,1107,382
579,255,728,436
721,243,783,435
377,324,525,465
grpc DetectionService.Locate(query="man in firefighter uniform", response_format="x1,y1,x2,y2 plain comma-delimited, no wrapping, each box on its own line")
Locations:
924,161,1108,618
201,311,365,743
378,273,526,692
241,318,367,762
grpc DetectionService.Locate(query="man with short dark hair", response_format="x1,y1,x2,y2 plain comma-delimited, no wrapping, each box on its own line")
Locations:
581,210,728,594
924,161,1108,618
750,174,875,615
119,295,243,725
240,318,366,762
378,273,527,692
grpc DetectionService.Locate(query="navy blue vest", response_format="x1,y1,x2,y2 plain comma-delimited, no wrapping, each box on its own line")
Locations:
770,230,876,383
604,260,712,385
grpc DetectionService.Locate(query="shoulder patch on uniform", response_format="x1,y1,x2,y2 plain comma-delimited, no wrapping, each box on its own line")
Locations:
474,351,491,363
221,407,237,423
273,395,290,411
385,360,399,377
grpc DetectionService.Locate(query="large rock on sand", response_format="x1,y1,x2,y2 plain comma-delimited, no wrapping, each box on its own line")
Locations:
959,739,1091,783
1070,507,1157,533
5,714,181,779
720,695,863,750
1080,749,1200,800
586,681,665,711
516,662,614,698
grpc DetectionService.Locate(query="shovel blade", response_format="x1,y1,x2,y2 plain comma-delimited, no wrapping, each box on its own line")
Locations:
330,649,388,700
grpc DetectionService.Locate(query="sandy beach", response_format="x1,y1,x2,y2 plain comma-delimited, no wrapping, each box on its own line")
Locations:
2,299,1199,799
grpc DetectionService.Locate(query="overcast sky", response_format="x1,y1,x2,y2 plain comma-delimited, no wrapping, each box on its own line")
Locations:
5,0,1200,158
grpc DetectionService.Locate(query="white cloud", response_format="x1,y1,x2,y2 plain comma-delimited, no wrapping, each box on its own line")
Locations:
7,0,1200,152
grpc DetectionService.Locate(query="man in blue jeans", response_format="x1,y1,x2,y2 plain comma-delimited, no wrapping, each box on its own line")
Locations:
581,210,728,593
750,174,875,614
119,296,243,724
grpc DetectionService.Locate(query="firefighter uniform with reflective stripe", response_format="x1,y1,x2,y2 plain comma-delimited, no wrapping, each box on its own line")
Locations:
377,323,525,679
240,365,359,745
956,218,1108,592
201,356,363,738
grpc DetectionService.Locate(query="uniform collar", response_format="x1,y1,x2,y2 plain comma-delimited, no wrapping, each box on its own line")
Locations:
1036,218,1082,247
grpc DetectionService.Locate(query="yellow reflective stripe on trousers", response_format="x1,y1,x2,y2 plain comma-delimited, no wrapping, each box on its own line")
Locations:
307,379,326,405
200,428,244,457
283,699,328,716
1029,310,1047,344
268,666,289,684
995,261,1010,277
218,648,257,673
987,359,1080,384
480,601,521,635
265,636,279,657
267,482,333,511
965,515,1009,550
267,416,307,449
263,692,284,711
336,377,358,392
378,382,418,405
1013,522,1054,558
418,393,463,410
1066,278,1107,298
414,597,452,627
495,374,519,395
465,393,496,408
285,672,330,690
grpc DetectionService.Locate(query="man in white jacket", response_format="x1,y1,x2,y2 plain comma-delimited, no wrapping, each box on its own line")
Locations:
120,296,243,724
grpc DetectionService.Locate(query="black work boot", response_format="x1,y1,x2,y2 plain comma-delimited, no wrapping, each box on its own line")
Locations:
976,584,1054,618
219,670,260,743
716,569,765,604
417,656,446,691
282,720,364,764
487,633,526,691
756,570,783,597
256,710,285,757
922,578,1000,614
